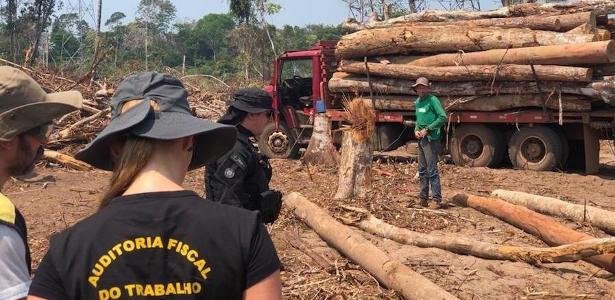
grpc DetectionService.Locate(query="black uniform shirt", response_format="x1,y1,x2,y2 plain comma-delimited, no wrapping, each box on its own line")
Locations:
28,191,280,300
206,125,272,210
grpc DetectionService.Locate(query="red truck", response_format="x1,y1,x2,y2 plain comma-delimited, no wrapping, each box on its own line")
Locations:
261,41,615,174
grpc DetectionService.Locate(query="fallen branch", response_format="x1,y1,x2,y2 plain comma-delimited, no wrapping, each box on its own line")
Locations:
43,150,93,171
285,192,458,300
341,206,615,264
492,189,615,235
57,108,110,140
452,193,615,274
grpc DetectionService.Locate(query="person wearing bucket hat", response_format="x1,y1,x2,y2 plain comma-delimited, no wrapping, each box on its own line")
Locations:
205,87,282,224
28,73,282,300
0,66,82,300
412,77,447,209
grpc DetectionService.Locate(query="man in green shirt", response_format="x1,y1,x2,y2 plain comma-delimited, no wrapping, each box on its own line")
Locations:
413,77,447,208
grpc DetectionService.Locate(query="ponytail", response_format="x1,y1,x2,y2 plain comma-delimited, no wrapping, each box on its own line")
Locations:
99,136,155,209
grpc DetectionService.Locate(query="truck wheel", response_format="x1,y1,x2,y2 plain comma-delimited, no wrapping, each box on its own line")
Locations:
258,123,300,159
449,124,502,167
508,126,563,171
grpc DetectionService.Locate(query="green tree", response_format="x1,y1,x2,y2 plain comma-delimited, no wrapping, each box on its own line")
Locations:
105,11,127,66
136,0,176,34
49,13,80,66
193,14,235,62
135,0,177,70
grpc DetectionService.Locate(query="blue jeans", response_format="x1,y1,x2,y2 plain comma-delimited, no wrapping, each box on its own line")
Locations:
418,138,442,202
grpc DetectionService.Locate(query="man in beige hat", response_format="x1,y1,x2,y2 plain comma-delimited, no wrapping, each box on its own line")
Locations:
412,77,446,209
0,66,82,299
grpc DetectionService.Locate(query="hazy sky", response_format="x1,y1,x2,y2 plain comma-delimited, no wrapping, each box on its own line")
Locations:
62,0,506,29
63,0,351,28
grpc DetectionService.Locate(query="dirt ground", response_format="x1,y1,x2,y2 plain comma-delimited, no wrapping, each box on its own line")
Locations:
4,141,615,299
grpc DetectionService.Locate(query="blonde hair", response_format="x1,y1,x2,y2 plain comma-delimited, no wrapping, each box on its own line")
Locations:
99,99,160,208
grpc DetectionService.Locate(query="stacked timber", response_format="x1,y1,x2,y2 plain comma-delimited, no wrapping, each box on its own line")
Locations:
331,0,615,112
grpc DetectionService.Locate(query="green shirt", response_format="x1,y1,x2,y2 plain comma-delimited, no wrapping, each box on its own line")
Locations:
414,94,447,141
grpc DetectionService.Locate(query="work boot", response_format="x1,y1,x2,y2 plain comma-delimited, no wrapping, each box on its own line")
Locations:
429,201,443,209
419,198,428,207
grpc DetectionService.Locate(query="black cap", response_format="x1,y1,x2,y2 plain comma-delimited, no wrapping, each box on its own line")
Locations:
230,88,273,113
75,72,236,171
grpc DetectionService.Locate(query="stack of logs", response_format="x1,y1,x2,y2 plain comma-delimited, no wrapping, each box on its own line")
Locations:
330,0,615,113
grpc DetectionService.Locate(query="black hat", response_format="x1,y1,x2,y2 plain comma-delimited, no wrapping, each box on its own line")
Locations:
230,88,273,113
75,72,236,171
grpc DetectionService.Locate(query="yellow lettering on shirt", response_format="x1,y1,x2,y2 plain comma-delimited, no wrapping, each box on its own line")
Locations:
87,237,212,289
96,282,203,297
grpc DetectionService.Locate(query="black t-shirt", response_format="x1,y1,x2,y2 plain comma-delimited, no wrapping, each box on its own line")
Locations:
29,191,280,300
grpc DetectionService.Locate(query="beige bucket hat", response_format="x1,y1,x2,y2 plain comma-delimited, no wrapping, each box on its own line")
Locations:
0,66,82,141
411,77,431,89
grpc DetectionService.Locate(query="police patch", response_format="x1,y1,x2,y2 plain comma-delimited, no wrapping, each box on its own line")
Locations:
230,153,247,170
224,168,235,178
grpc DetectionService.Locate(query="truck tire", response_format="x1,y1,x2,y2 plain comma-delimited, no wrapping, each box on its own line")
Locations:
258,122,300,159
449,124,503,167
508,126,563,171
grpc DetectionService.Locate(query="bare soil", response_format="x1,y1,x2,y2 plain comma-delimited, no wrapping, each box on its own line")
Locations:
5,141,615,299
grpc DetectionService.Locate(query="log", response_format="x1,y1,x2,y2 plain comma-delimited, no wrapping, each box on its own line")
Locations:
301,113,339,167
492,189,615,235
443,94,591,112
343,11,596,32
590,80,615,104
328,74,586,97
567,23,593,34
595,29,612,41
452,193,615,274
395,41,615,67
336,26,595,59
531,0,615,18
43,150,93,171
343,1,613,24
340,60,593,82
343,206,615,264
285,192,458,300
358,94,591,112
329,73,613,103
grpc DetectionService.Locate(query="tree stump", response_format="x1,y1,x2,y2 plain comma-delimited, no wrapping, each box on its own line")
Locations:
301,113,339,167
334,99,376,199
334,130,373,199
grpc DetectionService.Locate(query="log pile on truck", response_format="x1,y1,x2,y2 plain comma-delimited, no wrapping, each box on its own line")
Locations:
330,0,615,113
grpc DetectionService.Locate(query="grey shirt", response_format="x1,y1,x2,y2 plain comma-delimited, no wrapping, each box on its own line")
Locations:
0,224,30,300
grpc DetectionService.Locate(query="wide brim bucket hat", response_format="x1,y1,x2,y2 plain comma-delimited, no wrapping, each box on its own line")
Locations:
75,72,236,171
0,66,82,141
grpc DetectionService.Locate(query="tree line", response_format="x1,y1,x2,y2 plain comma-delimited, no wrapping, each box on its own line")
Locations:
0,0,343,82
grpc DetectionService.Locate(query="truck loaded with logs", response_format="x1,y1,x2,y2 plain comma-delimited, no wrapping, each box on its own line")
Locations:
260,0,615,173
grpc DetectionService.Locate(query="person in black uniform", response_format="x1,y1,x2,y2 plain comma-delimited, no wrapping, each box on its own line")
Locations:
206,88,282,224
28,73,282,300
